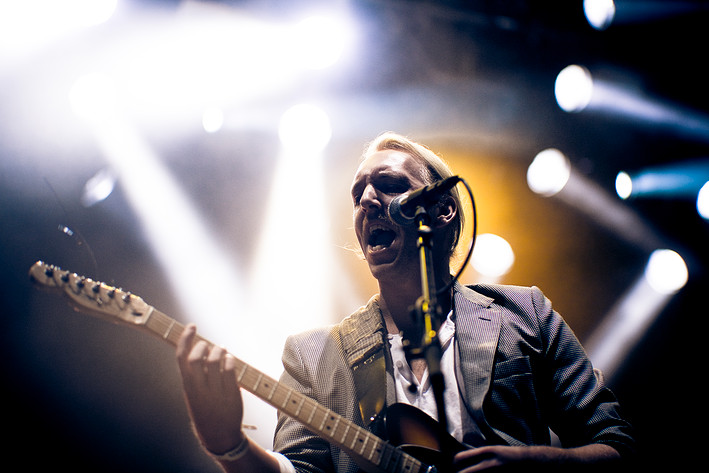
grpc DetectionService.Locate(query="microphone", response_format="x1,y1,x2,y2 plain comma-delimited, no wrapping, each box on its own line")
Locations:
388,175,460,226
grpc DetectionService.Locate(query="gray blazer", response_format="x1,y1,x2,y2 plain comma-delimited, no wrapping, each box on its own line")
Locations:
273,283,634,473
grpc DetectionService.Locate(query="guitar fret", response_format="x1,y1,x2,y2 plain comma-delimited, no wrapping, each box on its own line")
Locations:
305,402,318,425
349,430,366,451
318,410,340,439
252,372,263,391
379,443,394,470
294,397,305,417
339,423,351,446
358,433,370,456
402,453,419,472
237,363,248,383
280,388,293,409
367,437,382,461
317,411,328,432
265,381,277,400
162,319,176,340
328,416,340,438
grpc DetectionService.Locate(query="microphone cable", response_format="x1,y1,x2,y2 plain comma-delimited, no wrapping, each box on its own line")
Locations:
436,176,477,297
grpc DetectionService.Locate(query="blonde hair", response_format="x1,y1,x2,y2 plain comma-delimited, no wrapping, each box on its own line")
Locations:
362,132,465,260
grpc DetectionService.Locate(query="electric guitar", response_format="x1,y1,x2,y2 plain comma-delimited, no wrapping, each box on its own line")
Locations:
29,261,466,473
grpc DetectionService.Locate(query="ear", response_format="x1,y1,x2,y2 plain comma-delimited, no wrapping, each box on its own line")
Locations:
432,196,457,229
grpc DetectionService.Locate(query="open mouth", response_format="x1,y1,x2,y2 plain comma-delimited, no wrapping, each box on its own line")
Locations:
368,225,397,252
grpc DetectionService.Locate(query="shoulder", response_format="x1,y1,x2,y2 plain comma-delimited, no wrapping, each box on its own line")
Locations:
458,282,551,316
285,295,382,346
283,295,385,367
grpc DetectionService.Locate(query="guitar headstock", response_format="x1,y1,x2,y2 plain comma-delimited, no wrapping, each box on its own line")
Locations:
29,261,154,327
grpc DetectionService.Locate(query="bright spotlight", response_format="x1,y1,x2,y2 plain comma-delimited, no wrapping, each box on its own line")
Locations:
81,168,116,207
74,0,118,27
645,249,688,295
615,171,632,200
698,181,709,219
586,250,684,379
556,65,709,142
584,0,616,30
528,150,665,252
70,72,118,120
585,0,703,29
278,104,332,153
202,107,224,133
555,65,594,113
0,0,118,63
471,233,515,279
527,149,571,197
292,15,355,70
613,160,709,200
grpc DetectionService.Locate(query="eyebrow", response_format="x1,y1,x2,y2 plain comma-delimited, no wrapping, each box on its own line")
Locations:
350,170,412,199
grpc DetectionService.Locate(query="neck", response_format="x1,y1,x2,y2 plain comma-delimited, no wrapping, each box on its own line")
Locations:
378,274,453,335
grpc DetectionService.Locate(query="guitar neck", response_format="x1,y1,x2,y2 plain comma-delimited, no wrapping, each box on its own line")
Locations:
28,261,429,473
130,306,429,473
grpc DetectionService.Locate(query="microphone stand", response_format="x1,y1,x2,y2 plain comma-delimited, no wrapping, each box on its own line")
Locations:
402,204,450,463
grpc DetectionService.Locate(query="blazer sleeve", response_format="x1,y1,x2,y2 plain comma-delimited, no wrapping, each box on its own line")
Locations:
531,286,635,456
468,283,635,457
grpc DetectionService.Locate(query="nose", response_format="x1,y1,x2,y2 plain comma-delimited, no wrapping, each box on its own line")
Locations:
359,184,382,215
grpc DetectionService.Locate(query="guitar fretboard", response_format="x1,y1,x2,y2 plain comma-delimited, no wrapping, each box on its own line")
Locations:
142,308,427,473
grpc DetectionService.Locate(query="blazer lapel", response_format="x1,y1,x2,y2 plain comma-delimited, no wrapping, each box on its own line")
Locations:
452,283,502,443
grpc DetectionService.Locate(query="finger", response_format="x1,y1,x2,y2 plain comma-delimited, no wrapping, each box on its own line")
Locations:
222,354,242,399
180,340,210,389
205,345,227,391
452,447,491,471
176,323,198,362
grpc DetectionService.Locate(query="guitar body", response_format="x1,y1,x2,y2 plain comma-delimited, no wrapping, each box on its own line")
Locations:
386,402,466,469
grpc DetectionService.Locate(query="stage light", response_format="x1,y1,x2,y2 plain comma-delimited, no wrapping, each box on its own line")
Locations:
584,0,703,30
584,0,616,30
527,148,571,196
530,149,665,252
613,160,709,200
278,104,332,153
74,0,118,26
0,0,117,63
554,65,593,113
0,0,117,30
615,171,632,200
69,72,118,121
645,249,688,295
291,14,355,70
698,181,709,219
121,10,299,114
70,70,249,349
202,107,224,133
586,248,687,379
555,64,709,142
81,168,117,207
471,233,515,280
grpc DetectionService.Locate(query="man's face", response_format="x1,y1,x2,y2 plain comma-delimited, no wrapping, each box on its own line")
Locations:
350,149,429,282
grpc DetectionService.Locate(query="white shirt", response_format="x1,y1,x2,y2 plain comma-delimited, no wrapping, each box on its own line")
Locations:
388,310,474,443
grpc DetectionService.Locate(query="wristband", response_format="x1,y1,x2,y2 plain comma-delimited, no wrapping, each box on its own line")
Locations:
208,436,250,461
